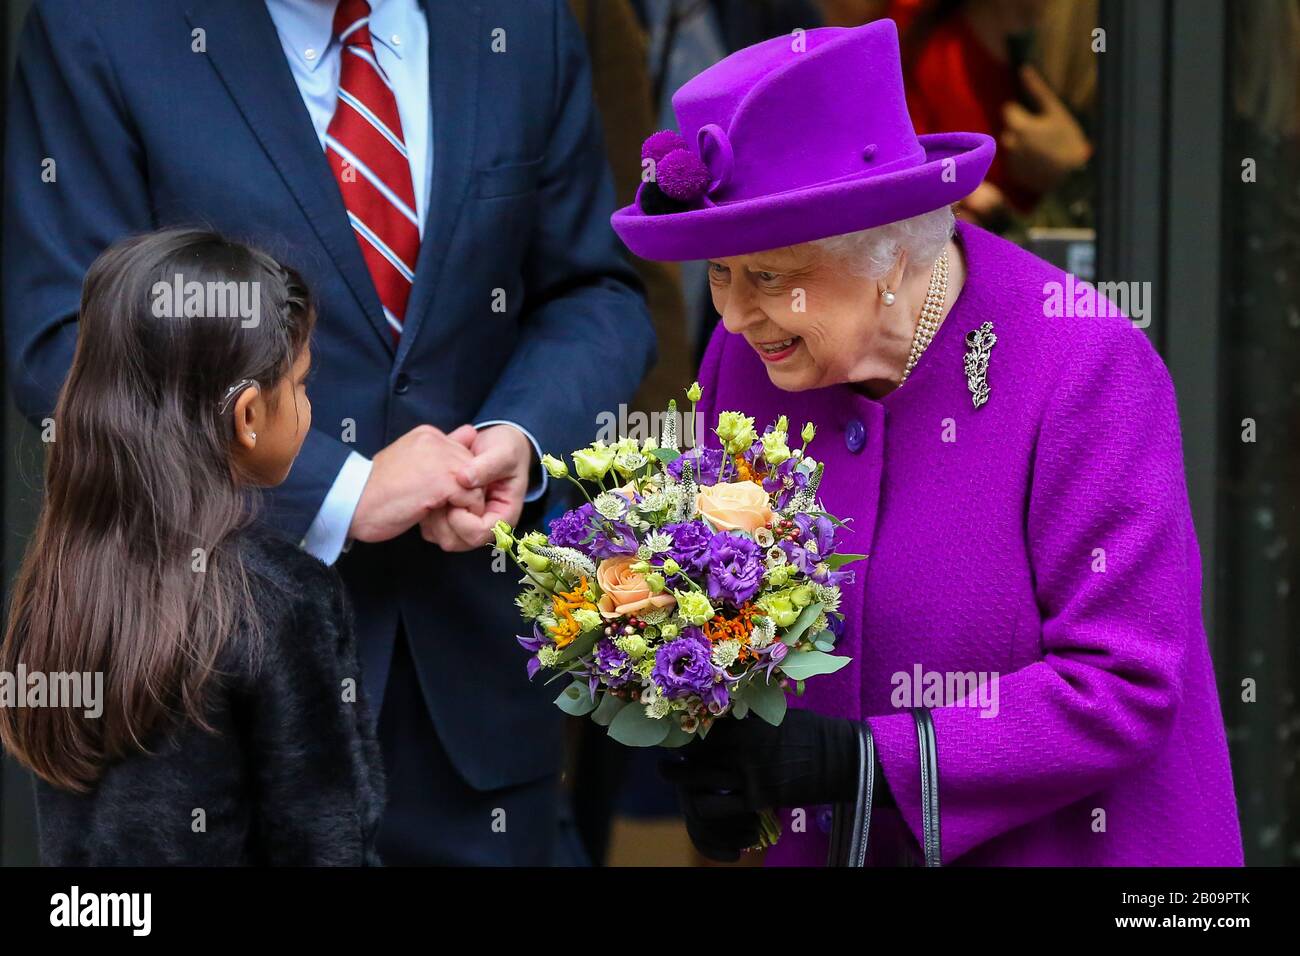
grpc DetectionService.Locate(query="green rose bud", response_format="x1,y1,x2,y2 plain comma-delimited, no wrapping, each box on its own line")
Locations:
491,520,514,552
540,453,569,479
765,565,792,588
630,560,650,574
675,590,716,626
661,557,681,575
572,442,616,481
519,548,551,573
686,381,702,402
573,608,602,632
762,594,799,628
761,429,791,466
715,411,758,456
617,634,648,659
659,623,679,639
791,584,815,608
645,571,666,594
801,422,816,444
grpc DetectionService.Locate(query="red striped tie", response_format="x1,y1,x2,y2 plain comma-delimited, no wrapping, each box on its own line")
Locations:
326,0,420,344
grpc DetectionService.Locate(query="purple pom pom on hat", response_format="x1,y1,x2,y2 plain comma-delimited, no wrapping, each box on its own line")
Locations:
655,148,710,202
641,129,688,163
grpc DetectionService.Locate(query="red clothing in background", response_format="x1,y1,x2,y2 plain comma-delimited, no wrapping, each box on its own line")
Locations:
888,3,1038,212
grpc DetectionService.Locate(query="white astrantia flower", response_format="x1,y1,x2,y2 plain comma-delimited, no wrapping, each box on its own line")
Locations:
643,531,674,554
615,450,648,475
640,605,673,626
711,639,741,668
593,492,627,520
637,491,669,513
811,583,843,614
636,544,654,560
812,612,829,635
646,696,672,719
750,616,776,649
516,589,548,619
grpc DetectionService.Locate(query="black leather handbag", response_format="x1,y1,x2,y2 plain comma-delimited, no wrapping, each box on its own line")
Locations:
827,707,941,867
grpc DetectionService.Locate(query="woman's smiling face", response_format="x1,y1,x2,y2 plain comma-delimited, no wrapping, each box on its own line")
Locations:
706,243,891,392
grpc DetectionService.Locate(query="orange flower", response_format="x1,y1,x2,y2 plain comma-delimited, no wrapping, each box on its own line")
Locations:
548,576,597,648
701,602,760,662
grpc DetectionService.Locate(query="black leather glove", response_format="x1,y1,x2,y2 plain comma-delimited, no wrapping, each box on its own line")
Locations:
660,709,890,861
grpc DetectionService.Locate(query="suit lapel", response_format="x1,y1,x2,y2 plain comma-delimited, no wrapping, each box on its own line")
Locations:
184,0,396,355
395,0,481,365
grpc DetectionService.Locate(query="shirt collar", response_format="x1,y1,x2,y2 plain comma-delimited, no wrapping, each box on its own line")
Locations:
268,0,412,74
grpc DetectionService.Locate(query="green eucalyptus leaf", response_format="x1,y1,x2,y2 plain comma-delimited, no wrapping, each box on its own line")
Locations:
607,702,672,747
650,447,681,464
660,722,695,748
824,552,868,569
778,650,853,681
745,676,789,726
591,693,629,727
554,682,598,716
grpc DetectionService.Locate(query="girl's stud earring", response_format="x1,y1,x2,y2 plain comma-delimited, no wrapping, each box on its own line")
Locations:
880,289,896,306
249,432,257,440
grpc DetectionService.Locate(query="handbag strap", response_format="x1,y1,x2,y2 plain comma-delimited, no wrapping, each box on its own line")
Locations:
827,710,941,867
913,707,942,867
827,721,874,866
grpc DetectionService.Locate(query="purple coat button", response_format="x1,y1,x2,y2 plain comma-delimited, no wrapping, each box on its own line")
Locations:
816,806,835,834
844,419,866,453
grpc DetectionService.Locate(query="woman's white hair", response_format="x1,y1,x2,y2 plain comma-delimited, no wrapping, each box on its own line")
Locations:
811,205,955,280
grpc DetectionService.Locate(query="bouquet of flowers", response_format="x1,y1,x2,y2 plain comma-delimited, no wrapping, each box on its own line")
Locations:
492,385,864,790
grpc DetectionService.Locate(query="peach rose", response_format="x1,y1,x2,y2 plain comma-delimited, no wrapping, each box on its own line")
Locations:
596,556,677,620
696,480,774,534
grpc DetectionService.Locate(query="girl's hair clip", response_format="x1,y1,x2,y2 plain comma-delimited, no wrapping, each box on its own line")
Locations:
217,379,258,414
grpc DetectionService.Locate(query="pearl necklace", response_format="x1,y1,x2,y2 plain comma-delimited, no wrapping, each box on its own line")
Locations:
899,250,950,385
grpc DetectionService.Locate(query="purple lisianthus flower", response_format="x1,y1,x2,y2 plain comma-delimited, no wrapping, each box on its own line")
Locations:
706,532,765,606
589,520,638,559
652,633,717,699
548,503,597,553
595,638,632,686
668,445,725,487
661,520,713,579
762,456,809,510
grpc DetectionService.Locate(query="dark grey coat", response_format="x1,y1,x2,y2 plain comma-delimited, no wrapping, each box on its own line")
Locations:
35,528,386,865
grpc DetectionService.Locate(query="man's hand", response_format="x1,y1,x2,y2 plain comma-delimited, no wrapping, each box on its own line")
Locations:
349,424,485,544
427,424,533,550
1001,66,1093,195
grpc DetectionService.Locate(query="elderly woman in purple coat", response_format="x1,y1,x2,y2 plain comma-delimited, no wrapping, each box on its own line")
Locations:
610,19,1242,866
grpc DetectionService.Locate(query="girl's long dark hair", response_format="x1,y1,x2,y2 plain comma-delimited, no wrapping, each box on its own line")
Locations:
0,228,315,791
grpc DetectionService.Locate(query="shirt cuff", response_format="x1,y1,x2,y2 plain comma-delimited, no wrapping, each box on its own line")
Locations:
301,451,374,565
474,419,547,502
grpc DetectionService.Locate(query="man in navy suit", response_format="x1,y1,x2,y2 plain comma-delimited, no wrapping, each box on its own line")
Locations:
3,0,654,864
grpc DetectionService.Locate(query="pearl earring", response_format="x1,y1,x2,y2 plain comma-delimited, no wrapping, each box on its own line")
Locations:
249,432,257,440
880,289,896,306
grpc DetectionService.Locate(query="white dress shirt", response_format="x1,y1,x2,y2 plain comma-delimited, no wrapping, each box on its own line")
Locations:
265,0,546,564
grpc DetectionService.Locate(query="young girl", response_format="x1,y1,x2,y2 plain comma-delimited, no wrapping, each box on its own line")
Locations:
0,228,385,865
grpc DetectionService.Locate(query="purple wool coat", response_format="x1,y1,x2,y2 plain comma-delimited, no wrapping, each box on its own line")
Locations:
694,221,1243,866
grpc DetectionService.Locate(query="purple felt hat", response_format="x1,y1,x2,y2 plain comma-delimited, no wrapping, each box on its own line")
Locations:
611,19,995,262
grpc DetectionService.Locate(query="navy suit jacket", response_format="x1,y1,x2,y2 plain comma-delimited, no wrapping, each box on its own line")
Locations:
2,0,655,791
